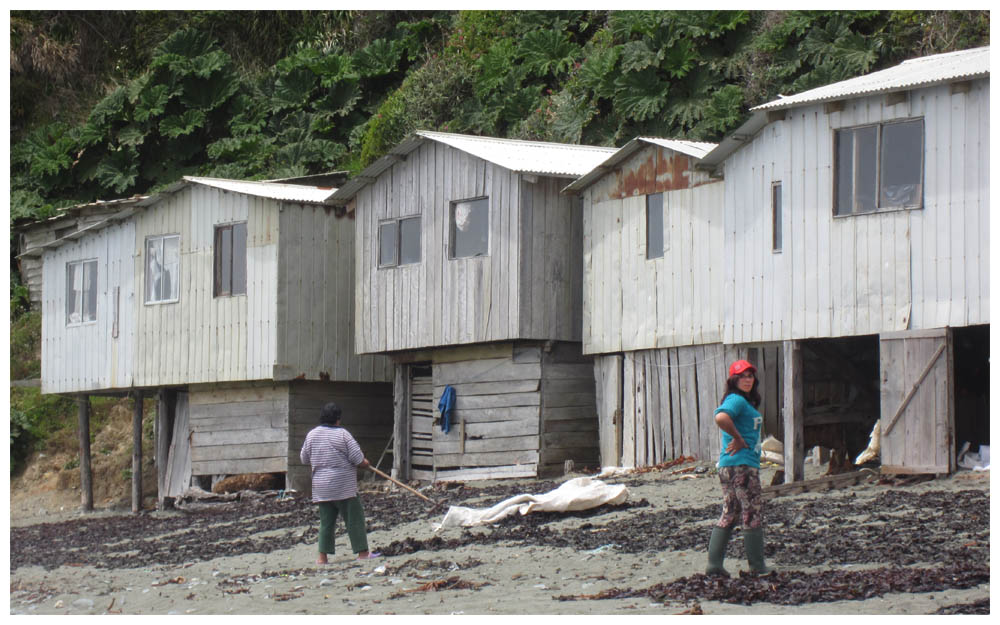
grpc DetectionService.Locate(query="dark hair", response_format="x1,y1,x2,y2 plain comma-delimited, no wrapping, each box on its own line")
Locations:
721,374,762,408
319,402,342,425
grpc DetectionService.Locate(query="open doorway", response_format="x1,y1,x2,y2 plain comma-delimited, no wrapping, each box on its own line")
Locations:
953,325,989,462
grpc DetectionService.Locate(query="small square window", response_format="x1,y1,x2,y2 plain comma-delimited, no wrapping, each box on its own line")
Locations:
646,193,664,259
379,217,422,268
66,259,98,325
214,222,247,297
834,119,923,216
450,197,489,258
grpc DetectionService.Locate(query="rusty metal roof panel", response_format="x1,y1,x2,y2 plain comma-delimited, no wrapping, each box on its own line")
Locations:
331,131,617,204
182,176,337,204
753,46,990,112
563,137,717,193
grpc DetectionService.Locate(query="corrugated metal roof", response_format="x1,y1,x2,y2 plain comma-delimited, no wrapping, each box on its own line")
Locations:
753,46,989,112
701,46,990,169
183,176,337,204
331,131,617,204
563,137,717,193
19,207,138,258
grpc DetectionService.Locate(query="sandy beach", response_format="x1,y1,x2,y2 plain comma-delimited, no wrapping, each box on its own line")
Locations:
9,460,990,615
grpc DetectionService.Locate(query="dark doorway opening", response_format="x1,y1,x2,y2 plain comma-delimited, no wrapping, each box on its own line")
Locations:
953,325,989,460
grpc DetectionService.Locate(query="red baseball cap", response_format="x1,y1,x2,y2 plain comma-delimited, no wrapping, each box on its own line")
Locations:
729,359,756,377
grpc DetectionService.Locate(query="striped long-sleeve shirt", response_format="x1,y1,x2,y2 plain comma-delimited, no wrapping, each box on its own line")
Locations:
299,425,364,502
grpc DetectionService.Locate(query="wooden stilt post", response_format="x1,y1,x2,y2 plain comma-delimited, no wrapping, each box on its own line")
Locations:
783,340,805,483
77,395,93,511
156,389,175,510
132,391,143,514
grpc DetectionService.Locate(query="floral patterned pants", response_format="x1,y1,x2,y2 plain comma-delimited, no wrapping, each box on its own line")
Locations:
716,465,763,529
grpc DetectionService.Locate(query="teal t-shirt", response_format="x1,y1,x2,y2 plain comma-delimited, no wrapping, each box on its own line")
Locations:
714,392,762,468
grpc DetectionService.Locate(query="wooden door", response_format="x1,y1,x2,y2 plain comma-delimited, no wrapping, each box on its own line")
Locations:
879,329,954,474
407,365,434,478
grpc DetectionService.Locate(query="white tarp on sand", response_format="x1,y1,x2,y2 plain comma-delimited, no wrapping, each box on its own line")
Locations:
435,477,629,531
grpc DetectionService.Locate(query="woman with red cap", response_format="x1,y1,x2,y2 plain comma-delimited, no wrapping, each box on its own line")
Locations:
705,359,773,576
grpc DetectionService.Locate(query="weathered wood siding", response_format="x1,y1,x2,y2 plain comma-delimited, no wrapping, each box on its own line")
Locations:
133,185,279,386
41,220,135,393
593,344,784,467
400,342,596,481
275,205,392,383
285,380,394,496
537,342,599,475
355,141,583,354
188,383,289,477
582,145,724,355
722,78,989,344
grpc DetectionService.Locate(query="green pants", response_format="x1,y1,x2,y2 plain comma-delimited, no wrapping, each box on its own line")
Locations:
317,496,369,555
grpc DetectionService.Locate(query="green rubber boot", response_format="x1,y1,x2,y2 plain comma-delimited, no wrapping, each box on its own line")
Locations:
705,526,733,576
743,527,774,575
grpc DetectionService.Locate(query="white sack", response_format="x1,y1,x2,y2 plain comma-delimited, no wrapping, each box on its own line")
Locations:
435,476,628,531
855,421,881,465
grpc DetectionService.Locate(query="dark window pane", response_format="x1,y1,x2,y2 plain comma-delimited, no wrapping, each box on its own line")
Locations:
232,223,247,295
66,263,78,324
880,120,923,207
855,126,877,213
646,193,664,259
399,216,421,264
84,261,98,322
772,183,782,252
379,222,398,266
835,130,854,215
218,226,232,296
163,236,179,301
451,197,489,258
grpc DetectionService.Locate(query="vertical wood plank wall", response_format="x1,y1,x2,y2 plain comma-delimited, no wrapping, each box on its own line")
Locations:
133,186,278,386
285,380,394,496
276,204,392,383
537,342,599,475
581,146,724,354
595,343,786,467
41,219,135,393
722,79,989,345
355,141,584,355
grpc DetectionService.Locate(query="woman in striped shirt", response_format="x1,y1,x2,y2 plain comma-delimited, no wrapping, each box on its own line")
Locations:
300,402,380,563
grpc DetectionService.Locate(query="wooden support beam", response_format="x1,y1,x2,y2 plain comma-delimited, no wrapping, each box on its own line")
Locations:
783,340,805,483
392,365,410,482
132,391,144,514
156,389,176,510
77,396,93,511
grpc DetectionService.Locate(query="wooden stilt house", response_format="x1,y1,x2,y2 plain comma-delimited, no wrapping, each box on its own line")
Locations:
563,138,779,468
331,131,617,481
32,176,393,500
696,46,990,478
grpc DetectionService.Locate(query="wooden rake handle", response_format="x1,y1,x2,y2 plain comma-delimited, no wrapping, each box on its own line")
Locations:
367,465,443,510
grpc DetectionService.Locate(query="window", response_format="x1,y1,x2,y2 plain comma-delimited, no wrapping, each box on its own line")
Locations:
450,197,489,258
145,234,180,304
378,216,421,268
66,259,98,325
834,119,923,216
646,192,664,259
214,222,247,297
771,182,782,253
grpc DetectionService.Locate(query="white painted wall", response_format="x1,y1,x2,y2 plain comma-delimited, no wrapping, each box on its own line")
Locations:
721,78,989,343
41,219,135,393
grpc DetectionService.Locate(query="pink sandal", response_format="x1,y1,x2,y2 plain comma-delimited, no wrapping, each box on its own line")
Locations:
356,551,381,561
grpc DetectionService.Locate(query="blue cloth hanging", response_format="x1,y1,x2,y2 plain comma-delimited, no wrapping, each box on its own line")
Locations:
438,385,456,434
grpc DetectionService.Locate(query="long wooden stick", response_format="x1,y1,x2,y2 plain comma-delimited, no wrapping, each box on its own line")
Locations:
367,465,443,510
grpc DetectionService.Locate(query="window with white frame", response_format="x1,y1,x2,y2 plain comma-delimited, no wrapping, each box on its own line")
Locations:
646,192,664,259
834,118,924,216
145,234,180,303
66,259,98,325
771,182,782,252
450,197,489,258
379,216,421,267
214,222,247,297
